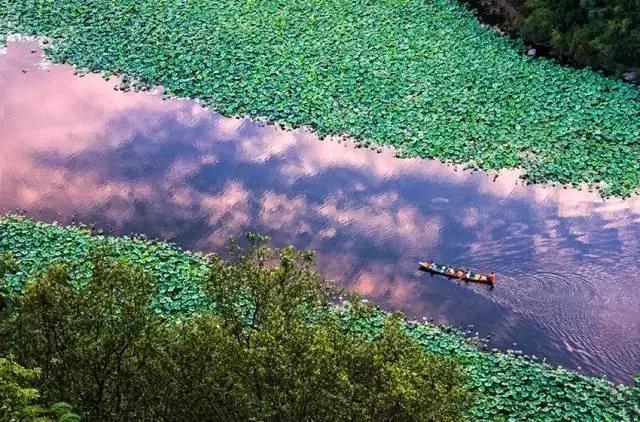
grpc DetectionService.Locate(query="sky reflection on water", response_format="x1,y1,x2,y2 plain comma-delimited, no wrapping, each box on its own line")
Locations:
1,41,639,384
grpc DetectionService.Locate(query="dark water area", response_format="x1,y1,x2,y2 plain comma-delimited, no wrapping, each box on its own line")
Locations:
1,41,639,384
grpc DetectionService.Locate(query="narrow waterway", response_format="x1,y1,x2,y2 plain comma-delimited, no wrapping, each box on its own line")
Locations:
1,41,639,384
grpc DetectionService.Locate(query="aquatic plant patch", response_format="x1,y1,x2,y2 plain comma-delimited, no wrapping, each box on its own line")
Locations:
2,0,640,197
1,216,638,419
0,217,211,316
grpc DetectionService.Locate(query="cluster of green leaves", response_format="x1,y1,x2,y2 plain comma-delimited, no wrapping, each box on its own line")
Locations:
0,217,210,317
2,0,640,196
0,252,18,278
1,357,40,420
0,358,79,422
1,216,638,419
1,227,469,420
0,1,16,47
404,323,638,419
333,304,639,420
521,0,640,74
1,250,80,422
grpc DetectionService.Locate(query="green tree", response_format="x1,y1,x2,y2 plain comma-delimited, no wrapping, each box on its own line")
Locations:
0,357,41,421
187,234,470,421
0,252,18,278
0,358,79,422
5,248,166,420
3,240,470,421
522,0,640,73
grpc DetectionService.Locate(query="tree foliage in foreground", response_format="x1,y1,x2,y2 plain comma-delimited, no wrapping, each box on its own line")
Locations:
0,359,79,422
0,252,79,422
0,357,41,421
0,239,469,421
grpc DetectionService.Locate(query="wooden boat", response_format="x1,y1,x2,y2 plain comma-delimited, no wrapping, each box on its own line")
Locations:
419,261,494,285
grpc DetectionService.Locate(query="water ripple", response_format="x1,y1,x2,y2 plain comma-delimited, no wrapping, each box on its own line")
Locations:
1,40,639,384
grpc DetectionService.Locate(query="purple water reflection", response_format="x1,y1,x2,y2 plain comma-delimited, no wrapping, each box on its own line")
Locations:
1,41,639,384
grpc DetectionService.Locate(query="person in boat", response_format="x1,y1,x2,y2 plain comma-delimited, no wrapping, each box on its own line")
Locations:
487,272,496,284
455,269,465,278
464,268,471,280
429,262,437,270
447,267,455,275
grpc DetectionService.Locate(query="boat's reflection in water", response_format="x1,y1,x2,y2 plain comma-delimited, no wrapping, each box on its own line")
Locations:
1,40,639,384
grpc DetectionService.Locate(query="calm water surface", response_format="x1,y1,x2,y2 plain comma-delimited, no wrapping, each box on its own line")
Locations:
1,41,639,384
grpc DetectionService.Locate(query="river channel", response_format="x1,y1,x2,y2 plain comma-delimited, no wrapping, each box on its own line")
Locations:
1,40,638,384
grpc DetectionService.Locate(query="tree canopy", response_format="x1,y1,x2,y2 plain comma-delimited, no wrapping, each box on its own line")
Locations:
523,0,640,73
0,239,470,421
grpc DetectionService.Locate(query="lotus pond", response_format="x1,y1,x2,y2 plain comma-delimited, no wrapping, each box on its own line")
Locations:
2,40,640,387
2,0,640,197
1,216,639,420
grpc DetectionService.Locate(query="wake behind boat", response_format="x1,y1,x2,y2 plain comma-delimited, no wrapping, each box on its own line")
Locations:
419,261,495,285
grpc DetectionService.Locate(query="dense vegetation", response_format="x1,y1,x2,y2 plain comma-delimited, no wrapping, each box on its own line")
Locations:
1,216,638,420
0,358,80,421
464,0,640,76
2,0,640,197
522,0,640,74
0,227,470,420
0,254,80,422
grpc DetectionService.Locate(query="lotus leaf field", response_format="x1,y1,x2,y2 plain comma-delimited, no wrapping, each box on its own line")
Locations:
1,216,638,420
3,0,640,197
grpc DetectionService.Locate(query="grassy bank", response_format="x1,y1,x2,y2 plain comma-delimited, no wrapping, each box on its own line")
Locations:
2,0,640,197
1,216,637,420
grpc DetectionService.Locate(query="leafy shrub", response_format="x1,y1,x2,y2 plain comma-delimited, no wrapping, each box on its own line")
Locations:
462,0,640,75
193,234,470,420
4,250,168,420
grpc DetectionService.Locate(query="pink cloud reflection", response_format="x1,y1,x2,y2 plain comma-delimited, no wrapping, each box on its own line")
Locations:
2,40,640,383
